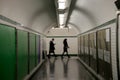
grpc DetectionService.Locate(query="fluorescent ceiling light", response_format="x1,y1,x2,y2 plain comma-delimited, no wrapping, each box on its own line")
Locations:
58,2,66,9
58,0,66,9
59,14,64,25
58,0,66,3
69,26,72,29
60,26,64,28
59,14,64,18
52,27,55,29
59,17,64,25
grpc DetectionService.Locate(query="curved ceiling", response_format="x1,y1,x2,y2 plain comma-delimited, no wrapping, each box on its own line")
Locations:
0,0,118,34
0,0,57,33
68,0,117,33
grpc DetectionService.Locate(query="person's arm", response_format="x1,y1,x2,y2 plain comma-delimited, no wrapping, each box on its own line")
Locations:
67,42,69,48
53,42,56,45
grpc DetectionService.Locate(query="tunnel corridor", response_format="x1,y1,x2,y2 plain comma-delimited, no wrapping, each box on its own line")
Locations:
0,0,120,80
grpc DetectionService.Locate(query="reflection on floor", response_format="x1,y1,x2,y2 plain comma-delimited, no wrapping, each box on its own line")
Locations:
30,57,96,80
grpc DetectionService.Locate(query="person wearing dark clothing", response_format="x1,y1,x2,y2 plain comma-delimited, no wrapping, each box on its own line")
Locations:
48,38,56,58
61,39,70,58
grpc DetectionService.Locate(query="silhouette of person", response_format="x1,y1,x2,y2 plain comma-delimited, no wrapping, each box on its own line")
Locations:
48,38,56,58
61,39,70,58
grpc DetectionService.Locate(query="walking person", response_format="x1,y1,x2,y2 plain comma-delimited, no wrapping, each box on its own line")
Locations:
48,38,56,58
61,39,70,59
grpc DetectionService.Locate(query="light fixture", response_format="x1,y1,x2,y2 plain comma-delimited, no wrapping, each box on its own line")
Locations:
57,0,67,28
52,27,55,29
58,0,66,2
58,0,66,9
69,26,72,29
58,2,66,9
59,14,64,17
60,26,64,28
59,14,65,25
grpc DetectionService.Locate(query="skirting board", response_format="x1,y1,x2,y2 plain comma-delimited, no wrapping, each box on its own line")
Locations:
77,58,105,80
24,60,46,80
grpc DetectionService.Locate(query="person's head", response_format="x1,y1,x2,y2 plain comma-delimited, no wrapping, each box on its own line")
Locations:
64,38,67,42
52,38,54,41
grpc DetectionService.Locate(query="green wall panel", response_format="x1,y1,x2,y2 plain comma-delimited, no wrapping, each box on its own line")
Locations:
29,33,36,72
36,35,40,65
0,24,16,80
17,30,28,80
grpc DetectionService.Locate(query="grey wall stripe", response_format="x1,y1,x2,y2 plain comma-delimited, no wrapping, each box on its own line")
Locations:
0,15,46,37
0,15,20,25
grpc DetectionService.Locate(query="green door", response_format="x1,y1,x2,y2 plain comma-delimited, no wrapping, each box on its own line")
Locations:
0,24,16,80
29,33,36,72
17,30,28,80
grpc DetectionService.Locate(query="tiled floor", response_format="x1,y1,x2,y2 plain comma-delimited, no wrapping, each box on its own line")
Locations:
30,57,96,80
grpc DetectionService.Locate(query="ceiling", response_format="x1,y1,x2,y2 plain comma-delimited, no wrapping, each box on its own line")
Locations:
0,0,57,33
68,0,117,33
0,0,118,34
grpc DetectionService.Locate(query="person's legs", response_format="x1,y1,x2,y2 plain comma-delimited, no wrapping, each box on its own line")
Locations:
48,51,51,59
61,51,65,59
66,50,70,58
53,51,57,57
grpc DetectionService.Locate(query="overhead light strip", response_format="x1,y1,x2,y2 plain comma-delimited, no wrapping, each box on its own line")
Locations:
58,0,66,3
59,14,64,25
58,2,66,9
58,0,66,9
58,0,67,28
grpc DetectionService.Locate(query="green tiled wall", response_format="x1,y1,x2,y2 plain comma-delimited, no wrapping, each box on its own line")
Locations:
17,30,28,80
36,35,40,64
0,24,16,80
0,24,42,80
29,33,36,72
